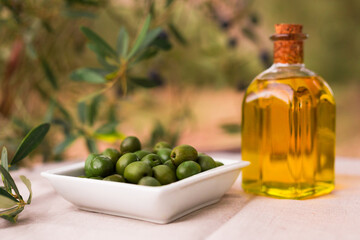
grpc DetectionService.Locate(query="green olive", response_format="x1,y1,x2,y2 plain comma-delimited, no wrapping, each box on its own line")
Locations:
170,144,198,166
124,161,153,184
176,161,201,180
116,153,139,176
153,141,172,152
152,165,177,185
84,153,99,177
102,148,121,165
120,136,141,154
134,150,151,160
141,153,162,167
85,154,114,178
156,148,172,163
197,155,217,171
138,176,161,186
163,159,176,172
103,174,125,182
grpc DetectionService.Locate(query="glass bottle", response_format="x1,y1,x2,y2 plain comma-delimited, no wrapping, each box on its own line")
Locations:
241,24,336,199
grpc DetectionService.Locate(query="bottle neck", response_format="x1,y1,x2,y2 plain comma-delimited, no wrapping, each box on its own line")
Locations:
273,39,304,64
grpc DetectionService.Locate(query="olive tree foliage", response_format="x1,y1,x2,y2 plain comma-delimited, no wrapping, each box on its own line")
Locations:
0,0,262,159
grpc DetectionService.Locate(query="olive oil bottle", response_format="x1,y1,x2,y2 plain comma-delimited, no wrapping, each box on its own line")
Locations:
241,24,335,199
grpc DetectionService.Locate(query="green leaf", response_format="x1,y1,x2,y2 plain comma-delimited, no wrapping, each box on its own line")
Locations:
0,188,18,203
129,76,162,88
85,138,98,153
0,195,18,209
43,98,56,122
19,175,32,204
132,48,158,64
95,122,117,134
116,27,129,58
81,26,117,59
25,42,37,59
40,58,58,90
12,118,30,133
0,206,24,223
54,135,77,155
221,123,241,134
87,95,102,126
107,104,117,123
149,1,155,18
152,36,172,51
77,101,87,124
168,23,187,45
138,27,163,52
11,123,50,165
95,54,118,71
1,147,10,192
51,118,71,136
0,166,22,201
1,147,8,171
127,15,151,59
70,68,106,84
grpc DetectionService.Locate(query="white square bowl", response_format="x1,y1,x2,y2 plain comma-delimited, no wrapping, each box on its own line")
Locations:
41,158,249,224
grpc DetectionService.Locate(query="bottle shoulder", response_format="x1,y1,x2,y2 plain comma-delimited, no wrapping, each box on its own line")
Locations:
255,63,316,80
244,72,335,105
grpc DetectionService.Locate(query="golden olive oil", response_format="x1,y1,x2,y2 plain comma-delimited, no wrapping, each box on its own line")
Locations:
241,76,335,199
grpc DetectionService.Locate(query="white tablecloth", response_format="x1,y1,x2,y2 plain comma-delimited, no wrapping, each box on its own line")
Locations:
1,154,359,240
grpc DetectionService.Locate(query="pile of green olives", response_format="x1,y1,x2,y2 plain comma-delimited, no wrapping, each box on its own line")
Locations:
82,136,224,186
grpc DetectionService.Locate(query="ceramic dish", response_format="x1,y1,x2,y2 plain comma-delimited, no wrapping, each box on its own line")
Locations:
41,158,249,224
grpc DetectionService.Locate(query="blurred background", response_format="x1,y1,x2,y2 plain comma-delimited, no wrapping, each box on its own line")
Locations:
0,0,359,165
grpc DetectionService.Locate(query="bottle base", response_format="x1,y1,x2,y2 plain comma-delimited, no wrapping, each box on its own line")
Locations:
242,181,334,199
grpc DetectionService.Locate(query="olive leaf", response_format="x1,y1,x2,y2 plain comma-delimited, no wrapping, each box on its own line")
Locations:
80,26,117,59
70,68,107,84
1,147,10,192
130,76,162,88
55,102,73,123
85,137,98,153
0,166,22,201
95,122,118,134
137,27,163,53
116,27,129,58
43,98,56,122
1,147,8,171
40,57,58,90
0,206,24,223
168,23,187,45
20,176,32,204
77,101,87,124
0,195,18,209
87,95,102,126
11,123,50,165
127,15,151,59
0,188,18,203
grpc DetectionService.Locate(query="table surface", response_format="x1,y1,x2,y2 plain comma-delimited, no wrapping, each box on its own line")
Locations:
1,154,359,240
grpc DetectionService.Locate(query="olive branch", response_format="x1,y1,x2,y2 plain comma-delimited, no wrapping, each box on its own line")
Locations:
0,123,50,223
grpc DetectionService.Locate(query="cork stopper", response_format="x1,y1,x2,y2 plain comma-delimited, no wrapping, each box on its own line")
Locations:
275,24,302,34
271,24,307,64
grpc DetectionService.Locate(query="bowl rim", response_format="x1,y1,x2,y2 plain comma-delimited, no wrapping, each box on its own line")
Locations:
41,159,250,192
